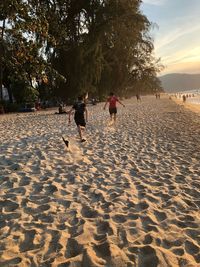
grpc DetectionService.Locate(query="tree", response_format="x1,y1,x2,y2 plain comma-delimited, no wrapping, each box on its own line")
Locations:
0,0,62,103
45,0,162,99
0,0,162,105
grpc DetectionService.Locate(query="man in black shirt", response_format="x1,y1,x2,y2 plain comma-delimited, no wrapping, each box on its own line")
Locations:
68,96,88,142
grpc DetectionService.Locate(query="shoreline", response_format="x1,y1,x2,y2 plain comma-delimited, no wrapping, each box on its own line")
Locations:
171,96,200,114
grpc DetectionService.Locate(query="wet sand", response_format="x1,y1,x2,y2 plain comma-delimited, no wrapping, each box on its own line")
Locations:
172,96,200,114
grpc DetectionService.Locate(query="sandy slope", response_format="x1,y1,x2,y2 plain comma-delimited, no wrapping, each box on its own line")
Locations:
0,96,200,267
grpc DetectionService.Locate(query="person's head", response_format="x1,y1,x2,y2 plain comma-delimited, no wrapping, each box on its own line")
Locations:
78,95,83,101
109,92,114,96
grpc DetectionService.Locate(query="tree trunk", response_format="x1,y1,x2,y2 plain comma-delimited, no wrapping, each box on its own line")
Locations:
0,19,6,101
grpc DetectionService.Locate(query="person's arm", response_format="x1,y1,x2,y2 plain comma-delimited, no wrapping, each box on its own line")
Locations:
103,98,109,109
118,99,125,107
68,107,74,124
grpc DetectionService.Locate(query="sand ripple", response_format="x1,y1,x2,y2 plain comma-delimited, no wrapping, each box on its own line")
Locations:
0,96,200,266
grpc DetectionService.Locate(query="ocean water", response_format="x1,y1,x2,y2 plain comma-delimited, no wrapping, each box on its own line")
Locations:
174,89,200,104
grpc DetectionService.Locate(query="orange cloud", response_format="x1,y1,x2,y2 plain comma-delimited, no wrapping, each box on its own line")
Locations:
161,61,200,75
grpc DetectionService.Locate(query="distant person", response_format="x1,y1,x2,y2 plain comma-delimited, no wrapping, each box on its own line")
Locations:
91,98,97,105
68,95,88,142
35,100,40,110
0,105,4,114
182,95,186,103
155,93,160,99
136,94,141,102
55,104,67,114
103,92,125,122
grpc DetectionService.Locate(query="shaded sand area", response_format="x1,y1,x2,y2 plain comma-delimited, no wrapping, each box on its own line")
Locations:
0,96,200,267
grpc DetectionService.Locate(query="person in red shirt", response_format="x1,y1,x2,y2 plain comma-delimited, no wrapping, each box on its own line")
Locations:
103,92,125,122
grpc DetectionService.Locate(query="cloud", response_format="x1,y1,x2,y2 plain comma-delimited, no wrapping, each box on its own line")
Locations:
153,15,200,73
158,44,200,74
142,0,167,6
159,44,200,75
155,24,200,74
161,61,200,75
142,0,200,74
155,17,200,51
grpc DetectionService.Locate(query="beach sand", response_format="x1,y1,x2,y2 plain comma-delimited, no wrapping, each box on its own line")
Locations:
0,96,200,266
172,96,200,114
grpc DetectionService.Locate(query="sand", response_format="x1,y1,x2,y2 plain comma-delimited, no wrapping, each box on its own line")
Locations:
0,96,200,267
172,96,200,114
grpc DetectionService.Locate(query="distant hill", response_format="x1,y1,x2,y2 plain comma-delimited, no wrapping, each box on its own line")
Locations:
159,73,200,93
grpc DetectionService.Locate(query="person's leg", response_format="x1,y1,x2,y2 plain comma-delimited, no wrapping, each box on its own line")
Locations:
80,126,86,142
112,108,117,123
77,121,86,142
77,125,83,140
113,113,117,122
109,108,113,121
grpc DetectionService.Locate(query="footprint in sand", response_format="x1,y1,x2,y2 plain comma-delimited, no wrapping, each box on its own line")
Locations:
43,230,62,261
20,229,39,252
185,240,199,255
81,206,99,219
104,120,117,132
0,257,22,266
154,210,167,222
65,238,83,258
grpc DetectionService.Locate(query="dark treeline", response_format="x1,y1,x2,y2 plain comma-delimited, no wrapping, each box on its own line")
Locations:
0,0,163,108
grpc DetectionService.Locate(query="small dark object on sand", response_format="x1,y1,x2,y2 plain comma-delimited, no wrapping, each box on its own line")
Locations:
62,136,69,147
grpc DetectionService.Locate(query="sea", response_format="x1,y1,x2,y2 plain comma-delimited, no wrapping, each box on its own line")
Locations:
173,89,200,104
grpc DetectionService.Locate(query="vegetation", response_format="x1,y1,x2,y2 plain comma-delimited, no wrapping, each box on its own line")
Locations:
0,0,163,109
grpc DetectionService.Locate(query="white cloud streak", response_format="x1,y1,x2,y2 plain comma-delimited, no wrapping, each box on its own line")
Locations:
153,14,200,74
155,18,200,51
142,0,200,74
142,0,167,6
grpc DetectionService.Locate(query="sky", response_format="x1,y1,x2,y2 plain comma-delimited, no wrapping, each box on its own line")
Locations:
141,0,200,75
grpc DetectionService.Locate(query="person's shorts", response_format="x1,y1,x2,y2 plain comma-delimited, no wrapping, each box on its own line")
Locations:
75,116,86,127
109,107,117,115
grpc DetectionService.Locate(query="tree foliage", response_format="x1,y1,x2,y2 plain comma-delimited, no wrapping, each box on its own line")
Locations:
0,0,63,103
0,0,163,104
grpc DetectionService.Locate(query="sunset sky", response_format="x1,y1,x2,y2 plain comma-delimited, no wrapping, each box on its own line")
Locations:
141,0,200,76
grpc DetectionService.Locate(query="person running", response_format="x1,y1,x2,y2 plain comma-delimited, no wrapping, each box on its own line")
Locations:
103,92,125,122
68,95,88,142
136,94,141,102
55,103,67,114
